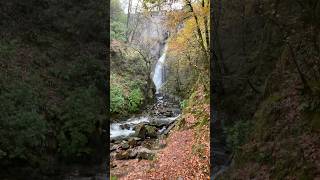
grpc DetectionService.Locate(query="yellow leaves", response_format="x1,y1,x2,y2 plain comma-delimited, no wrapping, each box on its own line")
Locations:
165,11,189,30
193,2,210,18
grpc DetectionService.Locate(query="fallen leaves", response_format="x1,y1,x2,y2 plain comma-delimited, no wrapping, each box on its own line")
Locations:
111,86,210,179
113,127,210,180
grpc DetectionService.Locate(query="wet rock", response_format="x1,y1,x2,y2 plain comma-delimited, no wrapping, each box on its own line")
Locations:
158,126,166,134
132,147,155,160
134,124,146,139
141,141,152,149
173,104,180,108
115,150,130,160
129,149,137,158
138,151,155,160
133,137,142,141
149,116,179,127
163,111,173,117
121,142,129,150
120,124,130,130
145,125,157,138
110,144,120,151
128,138,137,147
110,151,117,160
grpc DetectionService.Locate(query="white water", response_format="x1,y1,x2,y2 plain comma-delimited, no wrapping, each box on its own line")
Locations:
110,124,135,139
110,116,150,139
153,44,168,93
110,115,181,140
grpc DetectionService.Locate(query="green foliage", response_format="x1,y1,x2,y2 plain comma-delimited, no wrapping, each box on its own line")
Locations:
110,83,144,114
128,88,144,112
110,69,146,116
111,21,127,41
0,0,107,177
58,87,103,157
0,82,47,161
111,0,127,41
180,99,187,109
111,85,125,113
110,175,118,180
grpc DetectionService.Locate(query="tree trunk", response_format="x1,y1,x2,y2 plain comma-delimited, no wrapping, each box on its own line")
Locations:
185,0,209,61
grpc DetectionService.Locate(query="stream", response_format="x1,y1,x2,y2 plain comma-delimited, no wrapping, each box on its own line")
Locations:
110,42,174,142
110,43,183,177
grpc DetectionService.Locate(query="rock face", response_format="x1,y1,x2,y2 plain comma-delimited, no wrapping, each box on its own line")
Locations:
131,12,168,59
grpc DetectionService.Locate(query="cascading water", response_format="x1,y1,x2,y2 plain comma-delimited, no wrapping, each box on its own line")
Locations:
153,44,168,93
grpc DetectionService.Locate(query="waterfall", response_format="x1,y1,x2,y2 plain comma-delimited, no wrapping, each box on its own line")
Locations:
153,44,168,93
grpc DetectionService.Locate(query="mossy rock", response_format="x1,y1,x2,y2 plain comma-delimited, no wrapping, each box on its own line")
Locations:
134,124,146,139
115,150,130,160
137,151,155,160
145,125,157,138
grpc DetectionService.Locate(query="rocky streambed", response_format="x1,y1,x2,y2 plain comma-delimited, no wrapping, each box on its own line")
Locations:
110,94,181,169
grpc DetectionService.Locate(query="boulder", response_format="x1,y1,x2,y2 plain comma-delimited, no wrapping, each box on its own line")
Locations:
120,124,130,130
145,125,157,138
134,124,146,139
129,149,137,158
110,144,120,151
110,151,117,160
133,137,142,141
128,138,137,147
163,111,173,117
131,147,155,160
115,150,130,160
138,151,155,160
121,141,130,150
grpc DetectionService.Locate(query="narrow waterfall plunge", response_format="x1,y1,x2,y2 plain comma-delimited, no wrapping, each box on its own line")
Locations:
153,44,168,93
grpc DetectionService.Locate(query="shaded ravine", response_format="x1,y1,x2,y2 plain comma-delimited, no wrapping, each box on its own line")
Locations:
110,42,185,178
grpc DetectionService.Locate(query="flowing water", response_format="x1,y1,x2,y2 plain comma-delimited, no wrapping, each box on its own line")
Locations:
153,44,168,93
110,116,149,140
110,41,185,178
110,115,181,140
110,44,175,140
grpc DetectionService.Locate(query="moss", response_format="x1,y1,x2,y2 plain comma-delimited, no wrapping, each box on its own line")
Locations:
110,175,118,180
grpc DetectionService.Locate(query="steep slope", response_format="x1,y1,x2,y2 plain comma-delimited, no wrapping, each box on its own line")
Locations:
212,0,320,178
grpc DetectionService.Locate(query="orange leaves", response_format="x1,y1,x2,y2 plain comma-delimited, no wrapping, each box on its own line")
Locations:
168,17,197,57
166,10,189,30
192,2,210,18
112,128,210,179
